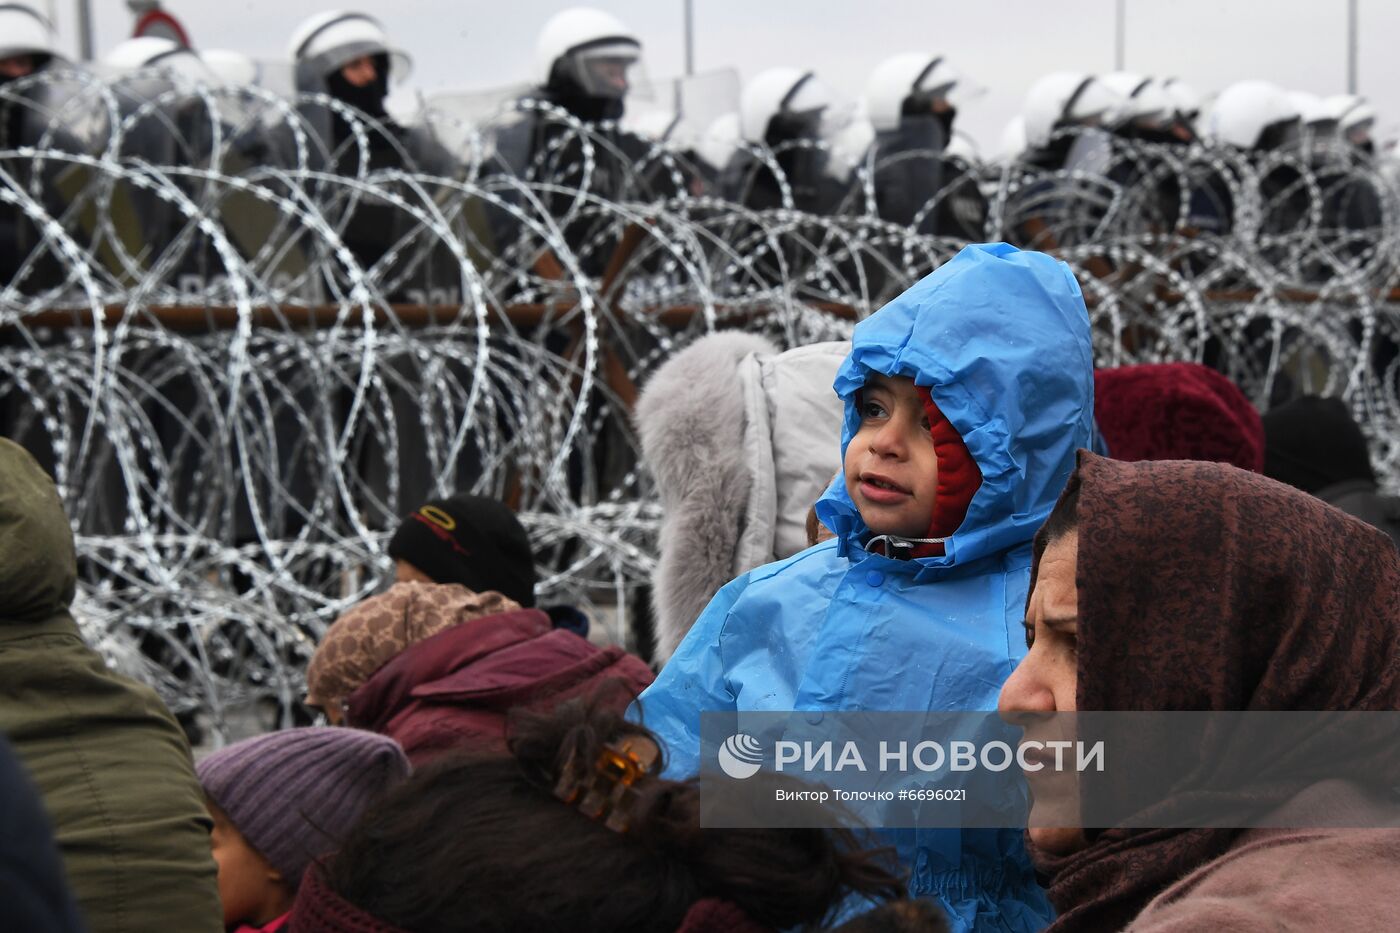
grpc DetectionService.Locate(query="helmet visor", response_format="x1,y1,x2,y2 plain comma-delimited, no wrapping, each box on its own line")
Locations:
567,40,640,98
1063,77,1125,128
915,59,982,108
783,73,833,115
1257,117,1302,151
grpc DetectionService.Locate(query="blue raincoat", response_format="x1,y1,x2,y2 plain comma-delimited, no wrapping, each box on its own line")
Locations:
633,243,1095,931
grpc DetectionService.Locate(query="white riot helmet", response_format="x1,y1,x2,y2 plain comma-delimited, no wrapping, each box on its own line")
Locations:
0,2,59,66
201,49,261,89
533,7,641,100
1023,72,1124,148
288,10,411,88
696,110,740,172
829,115,875,175
863,52,960,133
1205,80,1301,150
739,67,834,144
1100,71,1172,127
1160,77,1202,122
1288,90,1330,127
999,114,1028,160
1322,93,1376,144
102,36,218,85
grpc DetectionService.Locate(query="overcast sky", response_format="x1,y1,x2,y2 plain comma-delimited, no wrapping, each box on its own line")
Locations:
39,0,1400,154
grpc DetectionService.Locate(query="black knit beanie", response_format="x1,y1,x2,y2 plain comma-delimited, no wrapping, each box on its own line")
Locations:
386,494,537,607
1261,395,1376,494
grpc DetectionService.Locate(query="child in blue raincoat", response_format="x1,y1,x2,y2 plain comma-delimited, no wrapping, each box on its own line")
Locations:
633,242,1096,932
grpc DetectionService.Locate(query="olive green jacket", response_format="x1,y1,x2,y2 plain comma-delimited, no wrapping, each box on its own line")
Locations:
0,439,221,933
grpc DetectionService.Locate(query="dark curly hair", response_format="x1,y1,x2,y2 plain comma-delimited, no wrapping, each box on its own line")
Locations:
321,692,906,933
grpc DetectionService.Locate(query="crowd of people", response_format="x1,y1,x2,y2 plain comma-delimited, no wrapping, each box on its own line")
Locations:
0,2,1394,293
2,4,1400,933
2,236,1397,932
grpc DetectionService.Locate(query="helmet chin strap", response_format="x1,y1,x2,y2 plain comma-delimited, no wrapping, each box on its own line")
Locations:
866,533,948,556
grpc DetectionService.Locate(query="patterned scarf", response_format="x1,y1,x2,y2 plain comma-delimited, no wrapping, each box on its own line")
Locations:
305,582,521,708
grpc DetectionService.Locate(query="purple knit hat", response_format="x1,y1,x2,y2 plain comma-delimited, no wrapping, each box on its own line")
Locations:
197,727,410,888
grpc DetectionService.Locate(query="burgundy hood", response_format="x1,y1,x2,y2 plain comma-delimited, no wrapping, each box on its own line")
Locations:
345,608,654,763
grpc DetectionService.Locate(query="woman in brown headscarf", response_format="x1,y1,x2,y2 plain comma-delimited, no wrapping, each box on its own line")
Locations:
999,451,1400,932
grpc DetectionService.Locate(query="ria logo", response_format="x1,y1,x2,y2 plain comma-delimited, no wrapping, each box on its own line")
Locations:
717,733,764,779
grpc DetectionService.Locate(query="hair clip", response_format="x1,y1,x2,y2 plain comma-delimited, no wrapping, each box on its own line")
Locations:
554,734,662,833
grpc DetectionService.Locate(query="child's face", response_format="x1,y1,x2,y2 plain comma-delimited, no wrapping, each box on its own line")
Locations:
843,373,940,540
208,802,293,928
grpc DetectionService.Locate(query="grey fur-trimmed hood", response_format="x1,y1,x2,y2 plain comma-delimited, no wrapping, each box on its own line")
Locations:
637,332,846,662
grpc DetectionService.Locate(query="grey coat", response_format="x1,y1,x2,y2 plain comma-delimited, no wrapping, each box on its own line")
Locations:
636,333,847,662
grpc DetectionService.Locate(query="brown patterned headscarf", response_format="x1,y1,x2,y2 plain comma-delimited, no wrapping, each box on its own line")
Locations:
306,582,521,708
1027,451,1400,932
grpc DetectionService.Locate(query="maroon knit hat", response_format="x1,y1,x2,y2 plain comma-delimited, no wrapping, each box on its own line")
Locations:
1093,363,1264,471
197,727,410,889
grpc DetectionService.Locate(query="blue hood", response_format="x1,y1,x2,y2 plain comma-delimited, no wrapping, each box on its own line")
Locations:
816,242,1094,574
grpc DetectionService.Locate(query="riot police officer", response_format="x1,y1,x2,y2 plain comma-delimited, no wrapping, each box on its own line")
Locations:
0,3,74,289
289,10,456,281
1021,71,1124,171
720,66,852,215
861,53,986,239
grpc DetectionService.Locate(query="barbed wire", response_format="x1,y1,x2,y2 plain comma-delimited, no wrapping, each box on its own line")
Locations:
1,68,1396,737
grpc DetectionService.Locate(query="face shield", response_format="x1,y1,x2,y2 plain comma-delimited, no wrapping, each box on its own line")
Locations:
1056,76,1126,136
297,40,409,96
1256,117,1302,152
1162,79,1201,122
765,105,824,148
914,58,983,110
291,9,412,95
1126,90,1171,131
762,73,840,144
558,40,641,100
1308,116,1341,139
904,82,957,114
905,56,976,117
1340,103,1377,151
1347,119,1375,149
